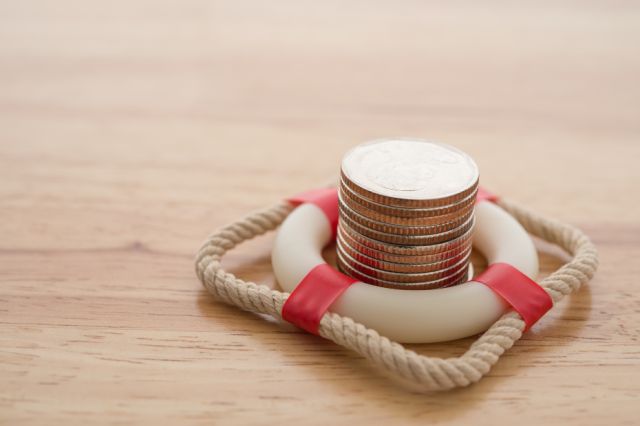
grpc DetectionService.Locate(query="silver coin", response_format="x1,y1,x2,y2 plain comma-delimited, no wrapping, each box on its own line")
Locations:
338,196,474,235
337,234,472,273
338,187,476,225
337,226,473,264
337,255,470,290
336,244,471,283
339,211,475,246
341,138,479,206
337,220,474,256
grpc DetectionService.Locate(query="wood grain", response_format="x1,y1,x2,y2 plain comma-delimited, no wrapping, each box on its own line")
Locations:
1,1,639,424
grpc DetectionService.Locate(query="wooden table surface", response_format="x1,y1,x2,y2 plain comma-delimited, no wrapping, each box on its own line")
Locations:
2,1,639,425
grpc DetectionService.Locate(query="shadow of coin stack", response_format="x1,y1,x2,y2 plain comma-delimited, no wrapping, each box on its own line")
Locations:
337,139,479,289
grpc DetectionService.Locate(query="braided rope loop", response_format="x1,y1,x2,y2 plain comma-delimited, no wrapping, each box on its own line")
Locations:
194,198,598,391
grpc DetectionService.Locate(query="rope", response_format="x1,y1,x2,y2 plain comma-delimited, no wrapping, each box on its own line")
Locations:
194,198,598,391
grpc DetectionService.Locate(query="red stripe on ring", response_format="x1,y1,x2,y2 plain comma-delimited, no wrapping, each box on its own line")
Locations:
288,188,339,239
474,263,553,330
281,264,357,335
476,187,499,204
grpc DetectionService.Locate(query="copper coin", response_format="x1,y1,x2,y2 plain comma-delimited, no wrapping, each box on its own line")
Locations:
339,197,473,235
339,212,475,246
337,255,470,290
336,245,471,283
337,235,472,273
337,220,474,256
340,139,479,208
337,226,472,264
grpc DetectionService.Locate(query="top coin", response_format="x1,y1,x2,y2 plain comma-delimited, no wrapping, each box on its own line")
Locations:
341,138,479,207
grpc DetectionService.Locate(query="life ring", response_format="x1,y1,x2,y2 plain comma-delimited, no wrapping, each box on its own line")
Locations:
272,198,539,343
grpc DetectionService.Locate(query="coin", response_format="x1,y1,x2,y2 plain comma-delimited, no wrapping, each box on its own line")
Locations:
338,188,476,226
339,197,474,235
337,235,472,273
337,255,470,290
339,212,475,246
340,139,479,208
337,220,474,256
336,245,471,283
340,178,478,218
337,226,472,264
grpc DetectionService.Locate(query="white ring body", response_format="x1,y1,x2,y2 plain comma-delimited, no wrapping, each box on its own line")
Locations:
272,202,539,343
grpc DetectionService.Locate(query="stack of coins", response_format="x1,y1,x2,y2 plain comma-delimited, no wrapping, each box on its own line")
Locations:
337,138,479,289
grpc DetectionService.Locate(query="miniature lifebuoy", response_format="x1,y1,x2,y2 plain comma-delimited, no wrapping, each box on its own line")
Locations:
272,193,540,343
